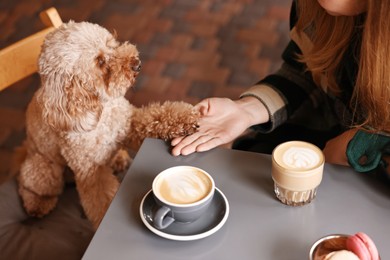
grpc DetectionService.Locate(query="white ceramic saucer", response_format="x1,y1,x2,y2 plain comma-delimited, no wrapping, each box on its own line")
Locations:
139,187,229,241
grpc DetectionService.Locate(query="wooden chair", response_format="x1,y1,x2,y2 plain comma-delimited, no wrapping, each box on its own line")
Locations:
0,7,63,91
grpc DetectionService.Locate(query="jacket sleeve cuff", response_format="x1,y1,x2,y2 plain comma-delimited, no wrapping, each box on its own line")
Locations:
240,84,288,132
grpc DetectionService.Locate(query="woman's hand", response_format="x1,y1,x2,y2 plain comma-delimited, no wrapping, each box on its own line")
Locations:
322,128,358,166
171,97,269,156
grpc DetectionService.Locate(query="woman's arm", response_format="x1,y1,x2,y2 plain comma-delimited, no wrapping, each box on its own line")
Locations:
171,96,269,156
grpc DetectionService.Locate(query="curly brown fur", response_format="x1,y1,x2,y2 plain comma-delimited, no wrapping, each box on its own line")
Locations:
18,21,199,229
128,101,199,148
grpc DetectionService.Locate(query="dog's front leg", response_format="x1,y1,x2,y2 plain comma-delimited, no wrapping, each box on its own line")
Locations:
127,101,199,148
18,152,64,217
73,165,119,229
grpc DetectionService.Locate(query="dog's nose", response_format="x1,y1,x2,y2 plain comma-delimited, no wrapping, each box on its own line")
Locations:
131,60,141,72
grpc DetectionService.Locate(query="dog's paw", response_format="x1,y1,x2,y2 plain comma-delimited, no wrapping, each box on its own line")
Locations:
18,186,58,218
110,149,132,173
169,104,200,138
128,101,200,147
185,110,200,134
155,101,200,138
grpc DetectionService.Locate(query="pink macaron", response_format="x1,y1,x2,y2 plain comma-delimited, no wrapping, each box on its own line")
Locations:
346,232,379,260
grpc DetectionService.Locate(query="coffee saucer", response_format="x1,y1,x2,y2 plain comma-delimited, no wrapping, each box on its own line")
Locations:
139,187,229,241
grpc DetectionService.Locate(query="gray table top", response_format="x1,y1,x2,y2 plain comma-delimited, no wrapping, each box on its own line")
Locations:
83,138,390,260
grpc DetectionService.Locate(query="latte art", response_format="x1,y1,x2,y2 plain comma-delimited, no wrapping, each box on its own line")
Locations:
157,170,212,204
282,147,321,169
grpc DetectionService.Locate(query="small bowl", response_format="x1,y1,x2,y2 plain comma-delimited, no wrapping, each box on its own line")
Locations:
309,234,349,260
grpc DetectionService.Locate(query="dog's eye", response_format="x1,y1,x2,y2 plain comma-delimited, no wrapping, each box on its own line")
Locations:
96,55,105,67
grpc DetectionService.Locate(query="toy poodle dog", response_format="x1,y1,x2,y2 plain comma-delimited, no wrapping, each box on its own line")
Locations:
17,21,199,229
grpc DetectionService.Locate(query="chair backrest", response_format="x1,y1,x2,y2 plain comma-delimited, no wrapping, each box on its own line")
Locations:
0,7,63,91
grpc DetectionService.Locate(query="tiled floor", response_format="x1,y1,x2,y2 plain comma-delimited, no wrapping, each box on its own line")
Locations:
0,0,291,182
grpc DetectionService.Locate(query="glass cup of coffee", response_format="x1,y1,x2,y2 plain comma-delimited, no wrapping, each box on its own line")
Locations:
152,166,215,230
271,141,324,206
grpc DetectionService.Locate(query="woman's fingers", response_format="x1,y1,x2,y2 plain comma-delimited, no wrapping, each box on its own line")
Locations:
171,136,185,146
193,137,224,152
171,132,221,156
171,132,205,156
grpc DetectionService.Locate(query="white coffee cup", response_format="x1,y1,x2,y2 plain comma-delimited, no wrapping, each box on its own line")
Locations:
152,166,215,229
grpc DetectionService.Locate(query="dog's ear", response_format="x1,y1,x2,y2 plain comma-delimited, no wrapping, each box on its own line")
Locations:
38,74,102,132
